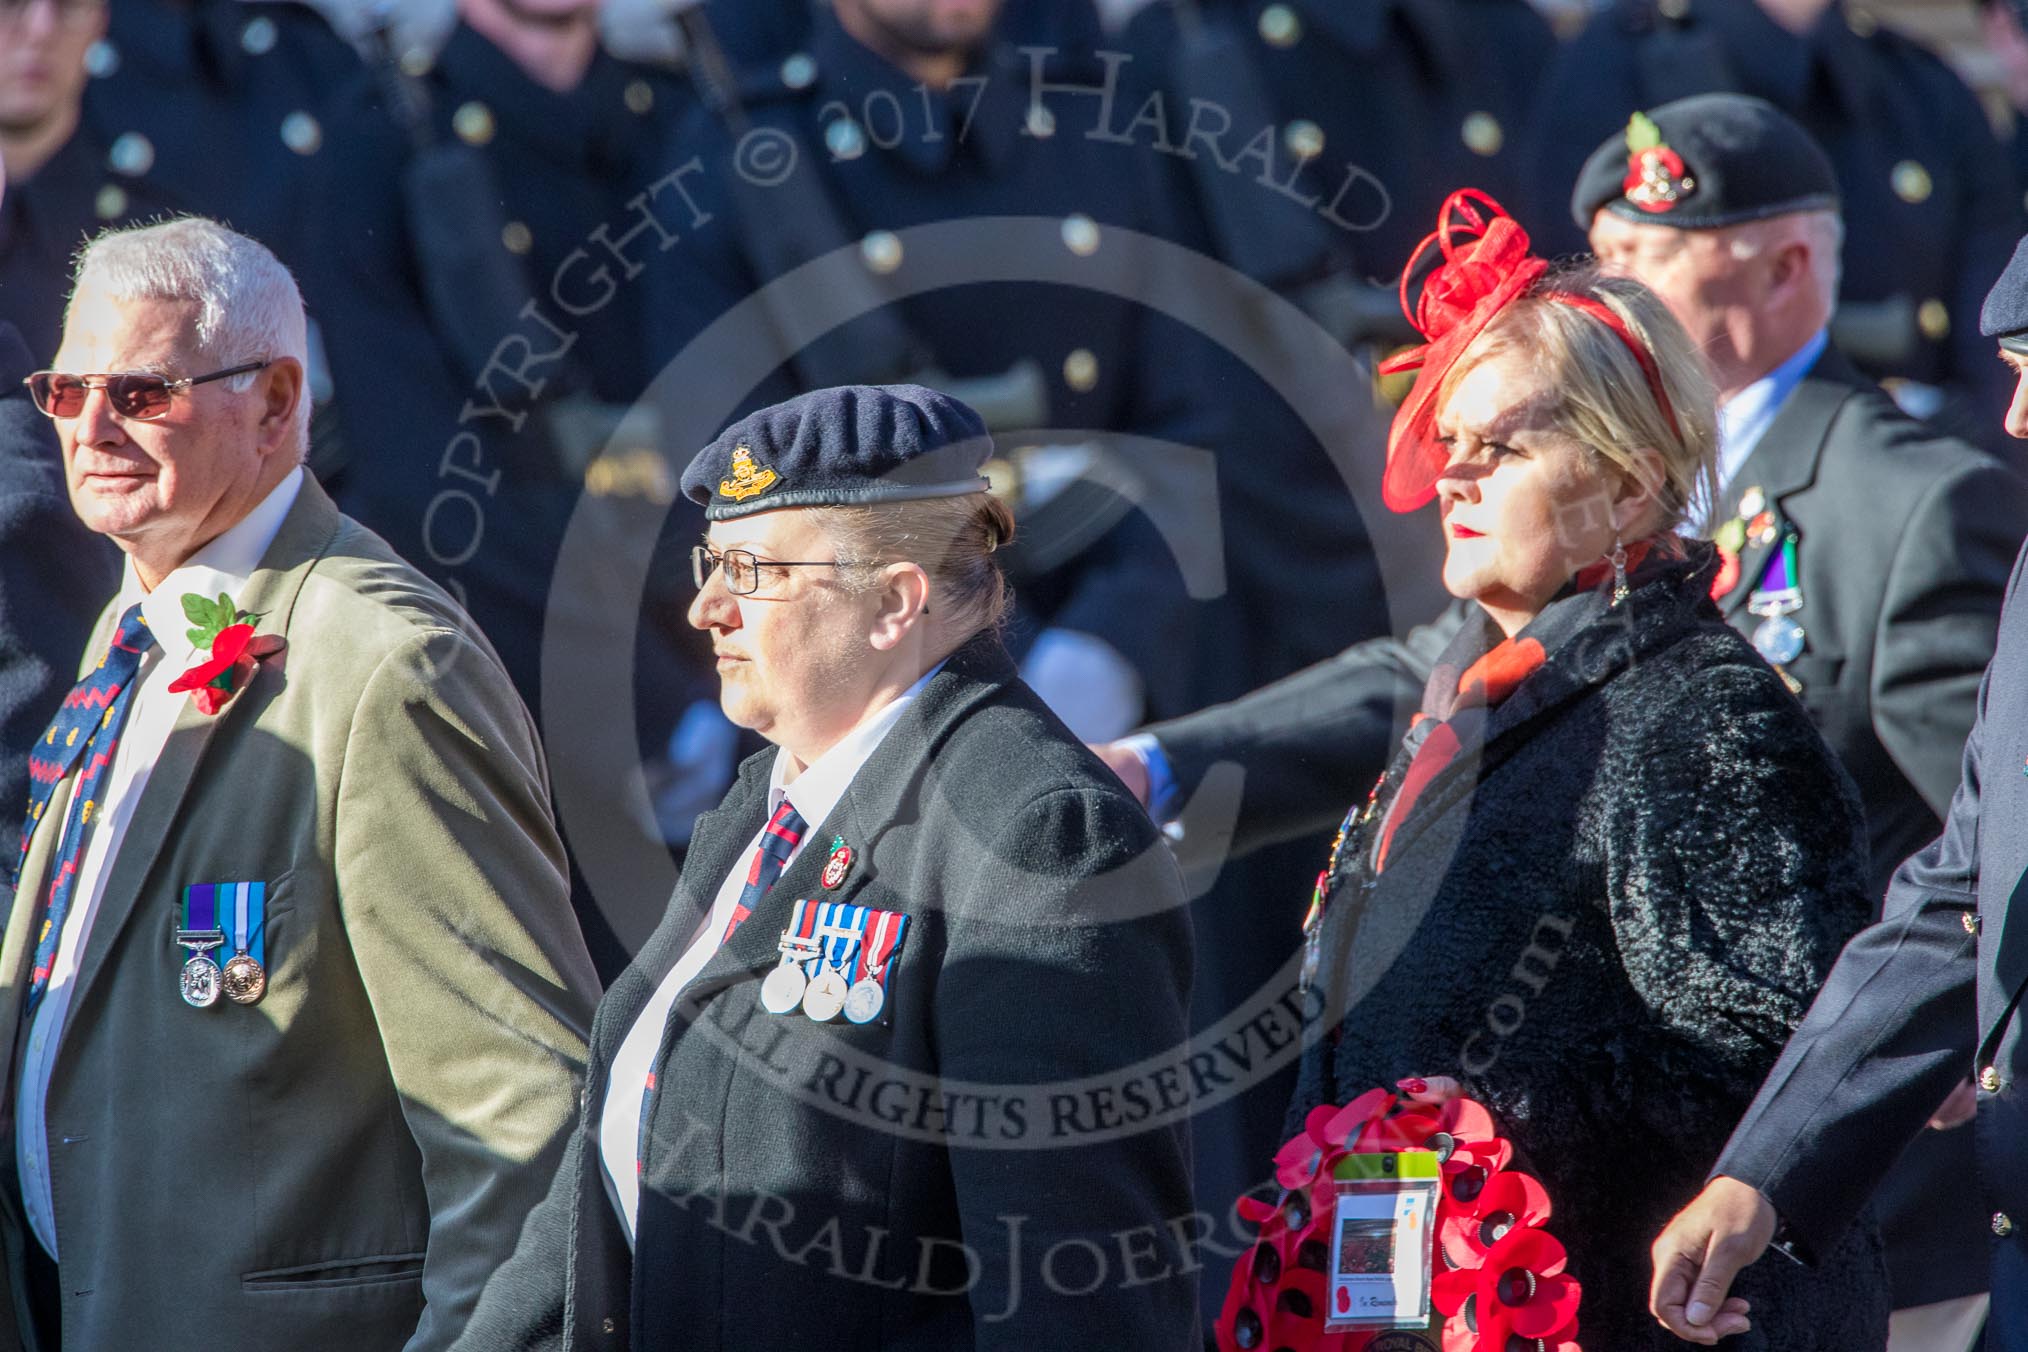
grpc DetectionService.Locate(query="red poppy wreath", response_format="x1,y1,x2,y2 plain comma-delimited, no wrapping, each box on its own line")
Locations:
1215,1088,1580,1352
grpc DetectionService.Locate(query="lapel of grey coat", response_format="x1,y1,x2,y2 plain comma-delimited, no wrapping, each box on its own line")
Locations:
58,478,338,1036
675,636,1012,1010
1717,351,1858,618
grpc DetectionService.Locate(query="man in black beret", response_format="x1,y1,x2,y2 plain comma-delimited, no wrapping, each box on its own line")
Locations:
1649,240,2028,1351
1521,0,2024,454
460,384,1198,1352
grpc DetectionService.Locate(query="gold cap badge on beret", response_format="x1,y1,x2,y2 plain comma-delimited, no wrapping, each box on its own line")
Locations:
719,444,780,502
1622,111,1695,212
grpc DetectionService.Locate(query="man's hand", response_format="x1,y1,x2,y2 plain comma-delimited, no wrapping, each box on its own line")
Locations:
1650,1176,1773,1344
1092,741,1151,808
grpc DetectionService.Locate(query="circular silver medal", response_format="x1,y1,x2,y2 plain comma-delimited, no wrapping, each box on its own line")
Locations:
221,953,267,1005
802,968,849,1022
180,954,222,1008
760,961,809,1014
1753,614,1806,666
843,978,885,1025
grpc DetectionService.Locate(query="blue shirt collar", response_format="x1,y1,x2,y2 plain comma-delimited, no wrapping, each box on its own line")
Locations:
1716,326,1828,501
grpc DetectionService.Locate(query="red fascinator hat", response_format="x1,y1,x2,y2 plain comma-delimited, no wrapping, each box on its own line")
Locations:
1378,190,1548,514
1378,189,1683,514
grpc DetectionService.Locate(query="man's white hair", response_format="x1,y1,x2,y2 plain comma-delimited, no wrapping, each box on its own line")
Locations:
69,217,311,451
1726,209,1845,315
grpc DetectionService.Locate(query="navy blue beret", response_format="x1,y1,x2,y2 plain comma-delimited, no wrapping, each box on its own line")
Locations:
1981,235,2028,345
1571,93,1839,232
682,384,994,520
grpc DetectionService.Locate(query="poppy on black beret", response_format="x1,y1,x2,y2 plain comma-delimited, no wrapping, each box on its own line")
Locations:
1571,93,1839,232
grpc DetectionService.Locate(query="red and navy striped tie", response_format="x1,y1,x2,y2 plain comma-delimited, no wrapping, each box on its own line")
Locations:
727,799,807,938
637,797,807,1176
16,603,156,1019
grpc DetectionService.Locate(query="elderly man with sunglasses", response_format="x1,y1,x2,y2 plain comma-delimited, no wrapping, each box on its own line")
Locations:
1,214,600,1352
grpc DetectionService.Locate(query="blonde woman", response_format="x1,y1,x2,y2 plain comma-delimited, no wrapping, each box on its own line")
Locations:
1286,195,1888,1348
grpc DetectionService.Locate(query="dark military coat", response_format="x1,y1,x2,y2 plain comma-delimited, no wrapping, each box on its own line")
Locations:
1119,0,1557,285
456,636,1198,1352
0,323,118,868
78,0,361,269
1714,527,2028,1351
646,8,1249,719
0,130,183,366
1524,0,2025,449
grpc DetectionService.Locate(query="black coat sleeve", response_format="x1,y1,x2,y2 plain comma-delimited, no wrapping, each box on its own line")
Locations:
1714,647,1992,1260
937,784,1197,1348
1143,603,1465,860
1604,651,1877,1153
1871,453,2028,817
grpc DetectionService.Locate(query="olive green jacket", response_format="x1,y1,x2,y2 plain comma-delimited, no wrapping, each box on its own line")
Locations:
0,477,599,1352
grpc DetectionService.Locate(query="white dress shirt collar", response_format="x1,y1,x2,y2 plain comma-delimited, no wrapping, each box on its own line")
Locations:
765,659,945,830
127,466,305,665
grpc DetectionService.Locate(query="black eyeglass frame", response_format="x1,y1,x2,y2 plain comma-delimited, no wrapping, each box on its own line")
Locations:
24,361,272,420
690,545,869,596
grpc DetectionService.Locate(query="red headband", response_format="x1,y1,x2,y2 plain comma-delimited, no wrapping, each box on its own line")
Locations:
1379,190,1682,513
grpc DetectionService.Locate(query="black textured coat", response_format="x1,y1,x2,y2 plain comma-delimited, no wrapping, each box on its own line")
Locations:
1292,549,1889,1350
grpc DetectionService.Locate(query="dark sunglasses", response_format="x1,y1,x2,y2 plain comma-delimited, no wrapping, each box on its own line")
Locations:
24,362,270,421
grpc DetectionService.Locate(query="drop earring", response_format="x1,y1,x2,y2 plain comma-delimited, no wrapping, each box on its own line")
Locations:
1609,534,1629,607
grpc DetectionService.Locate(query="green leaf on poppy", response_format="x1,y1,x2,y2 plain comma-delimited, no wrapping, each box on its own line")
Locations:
186,628,210,648
1626,111,1662,153
182,594,212,625
216,593,235,625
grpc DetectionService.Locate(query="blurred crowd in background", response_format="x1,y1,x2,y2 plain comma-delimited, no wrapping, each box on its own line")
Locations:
8,0,2028,1334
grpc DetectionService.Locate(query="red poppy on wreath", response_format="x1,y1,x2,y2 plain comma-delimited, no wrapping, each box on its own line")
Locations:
167,592,284,715
1622,111,1696,212
1220,1087,1581,1352
1433,1226,1581,1347
1441,1168,1553,1267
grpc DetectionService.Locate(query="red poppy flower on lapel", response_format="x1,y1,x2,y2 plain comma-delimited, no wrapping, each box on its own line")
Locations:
1432,1226,1581,1344
167,622,286,715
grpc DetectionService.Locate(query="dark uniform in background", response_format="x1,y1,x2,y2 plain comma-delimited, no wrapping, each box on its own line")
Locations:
78,0,360,269
1706,238,2028,1352
1523,0,2024,451
0,128,182,365
0,321,118,868
297,19,693,978
1119,0,1556,293
645,3,1237,727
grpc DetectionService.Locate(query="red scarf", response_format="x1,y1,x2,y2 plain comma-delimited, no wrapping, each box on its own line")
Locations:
1372,542,1656,872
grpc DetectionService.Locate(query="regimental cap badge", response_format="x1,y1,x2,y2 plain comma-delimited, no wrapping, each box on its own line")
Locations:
718,443,780,502
1622,111,1696,212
